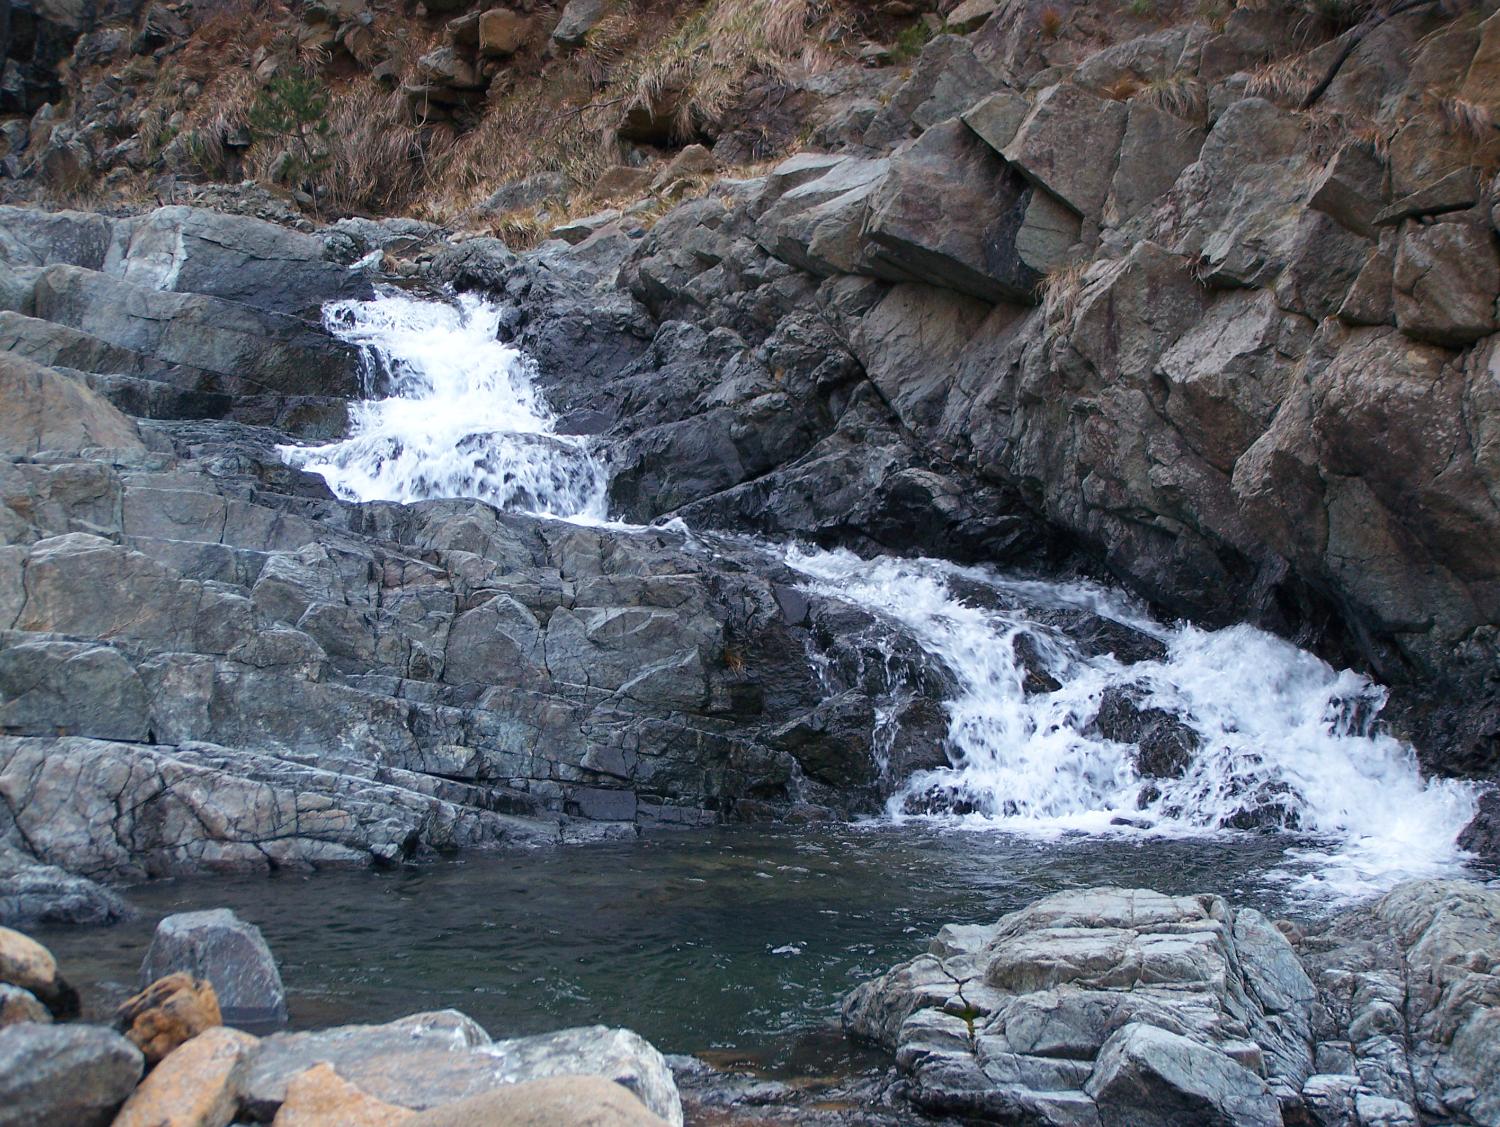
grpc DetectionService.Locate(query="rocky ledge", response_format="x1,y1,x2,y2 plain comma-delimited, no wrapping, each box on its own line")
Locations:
0,909,682,1126
844,879,1500,1127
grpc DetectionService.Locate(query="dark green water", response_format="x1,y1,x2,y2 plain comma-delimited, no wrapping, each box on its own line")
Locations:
36,824,1312,1068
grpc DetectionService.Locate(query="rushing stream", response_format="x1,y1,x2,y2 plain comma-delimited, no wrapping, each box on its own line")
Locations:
264,287,1488,1053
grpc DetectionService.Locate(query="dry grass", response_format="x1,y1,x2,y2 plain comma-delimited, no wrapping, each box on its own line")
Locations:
1136,73,1206,119
623,0,831,142
1438,96,1497,144
1102,74,1144,101
1246,54,1318,104
1040,5,1065,36
322,83,431,215
1038,259,1091,326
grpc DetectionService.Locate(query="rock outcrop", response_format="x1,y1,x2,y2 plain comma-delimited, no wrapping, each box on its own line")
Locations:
844,879,1500,1127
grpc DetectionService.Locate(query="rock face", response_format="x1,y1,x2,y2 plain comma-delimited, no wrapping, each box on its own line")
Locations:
141,910,287,1032
407,1076,670,1126
846,880,1500,1127
842,887,1314,1125
0,1021,144,1127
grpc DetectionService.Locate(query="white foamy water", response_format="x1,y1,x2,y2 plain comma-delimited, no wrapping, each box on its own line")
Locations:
279,290,608,520
282,290,1478,899
786,547,1478,897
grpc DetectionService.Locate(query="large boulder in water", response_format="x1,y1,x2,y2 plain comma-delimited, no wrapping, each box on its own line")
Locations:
842,887,1315,1124
140,909,287,1032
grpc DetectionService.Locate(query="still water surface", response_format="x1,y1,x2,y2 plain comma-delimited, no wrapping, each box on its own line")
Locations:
38,824,1334,1067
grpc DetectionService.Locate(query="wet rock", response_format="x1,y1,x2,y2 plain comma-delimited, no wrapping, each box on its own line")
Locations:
407,1076,670,1126
113,1025,257,1127
103,207,368,316
271,1061,413,1126
0,848,128,926
1457,788,1500,861
141,910,287,1032
114,972,223,1064
0,983,49,1026
0,925,78,1019
242,1012,683,1126
0,1022,144,1127
1089,687,1198,779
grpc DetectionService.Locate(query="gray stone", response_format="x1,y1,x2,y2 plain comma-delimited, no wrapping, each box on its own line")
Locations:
1085,1023,1281,1127
1107,100,1205,226
0,1022,143,1127
140,908,288,1031
1373,169,1480,227
552,0,607,46
1393,221,1499,346
1001,83,1128,218
864,119,1041,303
962,88,1031,154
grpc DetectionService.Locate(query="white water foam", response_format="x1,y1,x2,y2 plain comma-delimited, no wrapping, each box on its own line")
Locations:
281,290,1478,898
278,290,609,520
786,547,1478,897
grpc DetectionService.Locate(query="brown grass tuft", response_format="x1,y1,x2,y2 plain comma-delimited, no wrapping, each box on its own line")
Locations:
1038,259,1091,326
1039,5,1064,36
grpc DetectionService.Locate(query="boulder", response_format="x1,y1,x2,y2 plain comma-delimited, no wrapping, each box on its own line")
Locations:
1308,143,1387,239
0,1022,144,1127
1084,1022,1281,1127
1392,221,1499,346
595,165,655,198
0,983,49,1026
0,926,79,1019
114,973,223,1064
863,119,1042,303
552,0,606,46
0,353,144,455
407,1076,670,1126
141,910,287,1032
1001,83,1128,219
102,207,366,316
112,1025,257,1127
270,1062,413,1127
1107,99,1206,226
241,1012,683,1126
843,887,1316,1124
649,144,715,192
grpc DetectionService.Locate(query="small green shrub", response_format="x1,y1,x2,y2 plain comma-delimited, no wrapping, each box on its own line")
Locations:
248,71,331,190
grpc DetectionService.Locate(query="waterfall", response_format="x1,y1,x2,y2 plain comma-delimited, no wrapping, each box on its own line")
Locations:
786,548,1477,896
278,290,609,520
282,289,1478,897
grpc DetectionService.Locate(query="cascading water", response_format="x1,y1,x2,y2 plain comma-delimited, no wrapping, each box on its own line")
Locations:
278,289,609,520
282,289,1478,898
786,548,1478,896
